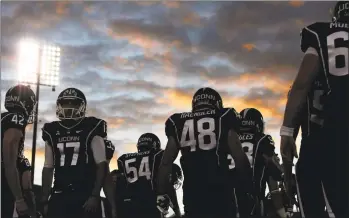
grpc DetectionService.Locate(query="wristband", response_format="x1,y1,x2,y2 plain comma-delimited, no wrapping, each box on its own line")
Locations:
280,126,294,137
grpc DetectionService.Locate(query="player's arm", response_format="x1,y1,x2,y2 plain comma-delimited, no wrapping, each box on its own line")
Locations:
90,135,108,197
167,181,181,217
268,177,287,218
41,142,54,203
18,157,37,214
281,27,320,183
3,128,24,201
157,136,179,195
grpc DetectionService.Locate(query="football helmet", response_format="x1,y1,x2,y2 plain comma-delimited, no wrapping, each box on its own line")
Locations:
5,84,37,124
56,88,86,120
137,133,161,152
240,108,265,133
333,1,349,22
192,87,223,111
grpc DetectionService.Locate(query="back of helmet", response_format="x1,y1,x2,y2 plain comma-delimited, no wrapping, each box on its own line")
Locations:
333,1,349,23
5,84,37,123
137,133,161,152
240,108,265,133
191,87,223,112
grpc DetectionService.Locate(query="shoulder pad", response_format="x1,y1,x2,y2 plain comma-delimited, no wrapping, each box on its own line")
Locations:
42,122,55,144
86,117,107,138
2,113,27,131
221,107,241,132
300,22,327,53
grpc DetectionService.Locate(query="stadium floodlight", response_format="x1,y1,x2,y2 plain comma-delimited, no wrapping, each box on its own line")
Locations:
17,38,61,87
17,38,61,184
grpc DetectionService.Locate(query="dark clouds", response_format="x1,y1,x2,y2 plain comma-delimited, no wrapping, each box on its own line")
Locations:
1,1,335,154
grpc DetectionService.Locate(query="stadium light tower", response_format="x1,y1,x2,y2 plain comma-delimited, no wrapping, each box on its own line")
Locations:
17,38,61,183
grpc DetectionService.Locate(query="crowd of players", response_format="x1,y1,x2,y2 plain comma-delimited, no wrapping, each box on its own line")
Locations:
1,1,348,218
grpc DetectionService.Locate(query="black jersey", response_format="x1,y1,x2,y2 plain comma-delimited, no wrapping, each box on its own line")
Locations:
105,140,115,161
294,79,325,141
1,112,28,167
236,132,277,198
300,22,349,128
42,116,107,190
117,149,164,202
165,107,240,205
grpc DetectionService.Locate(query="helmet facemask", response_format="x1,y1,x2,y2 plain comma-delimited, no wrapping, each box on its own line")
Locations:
56,97,86,120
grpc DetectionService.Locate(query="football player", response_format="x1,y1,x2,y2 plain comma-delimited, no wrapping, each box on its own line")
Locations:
1,84,37,218
117,133,165,218
156,87,251,218
40,87,111,218
286,84,328,217
235,108,286,218
105,139,115,164
280,1,349,217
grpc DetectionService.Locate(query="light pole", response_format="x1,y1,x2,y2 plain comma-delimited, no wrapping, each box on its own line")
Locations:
17,38,61,183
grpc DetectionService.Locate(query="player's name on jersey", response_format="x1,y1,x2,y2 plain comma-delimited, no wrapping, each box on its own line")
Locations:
58,136,80,143
180,109,216,118
239,134,253,141
125,150,151,158
330,22,348,28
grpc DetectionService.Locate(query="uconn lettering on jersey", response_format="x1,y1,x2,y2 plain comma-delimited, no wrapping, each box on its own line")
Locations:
181,109,216,119
58,136,80,143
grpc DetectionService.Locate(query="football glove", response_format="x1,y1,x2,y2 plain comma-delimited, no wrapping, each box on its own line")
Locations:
156,194,173,215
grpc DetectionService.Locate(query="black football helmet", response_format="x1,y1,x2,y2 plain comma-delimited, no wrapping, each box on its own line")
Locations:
333,1,349,22
5,84,37,124
137,133,161,152
240,108,265,133
192,87,223,112
56,88,86,120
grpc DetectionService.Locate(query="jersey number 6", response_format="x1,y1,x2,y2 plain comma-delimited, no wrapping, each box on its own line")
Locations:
180,118,216,151
327,31,348,76
125,156,151,183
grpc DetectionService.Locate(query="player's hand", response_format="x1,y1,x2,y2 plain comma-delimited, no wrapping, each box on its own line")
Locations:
156,194,173,215
83,196,100,212
280,135,298,163
15,198,30,216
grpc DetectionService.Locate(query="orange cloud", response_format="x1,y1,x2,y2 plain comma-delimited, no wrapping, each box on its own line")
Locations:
242,43,256,51
106,117,126,129
288,1,304,7
56,2,69,15
162,1,181,9
182,12,202,27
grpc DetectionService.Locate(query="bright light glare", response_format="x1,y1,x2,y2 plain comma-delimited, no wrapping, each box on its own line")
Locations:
17,38,61,87
17,38,40,84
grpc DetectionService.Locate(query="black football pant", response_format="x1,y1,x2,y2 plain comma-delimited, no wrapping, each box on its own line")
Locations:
2,169,15,218
233,187,254,218
321,122,349,218
295,136,327,218
47,190,102,218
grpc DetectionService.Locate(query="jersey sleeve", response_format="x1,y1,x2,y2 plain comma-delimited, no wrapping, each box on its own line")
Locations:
17,156,31,173
41,123,53,145
222,108,241,133
91,118,108,138
2,113,27,132
300,23,320,53
261,134,275,157
117,156,125,174
105,140,115,160
165,114,177,138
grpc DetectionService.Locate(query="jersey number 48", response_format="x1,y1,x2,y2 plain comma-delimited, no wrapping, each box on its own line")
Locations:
180,118,217,151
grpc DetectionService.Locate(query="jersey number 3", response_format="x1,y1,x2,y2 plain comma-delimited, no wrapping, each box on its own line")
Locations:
327,31,348,76
125,156,151,183
180,118,216,151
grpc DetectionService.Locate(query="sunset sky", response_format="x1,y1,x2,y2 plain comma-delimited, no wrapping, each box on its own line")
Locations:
1,1,334,214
